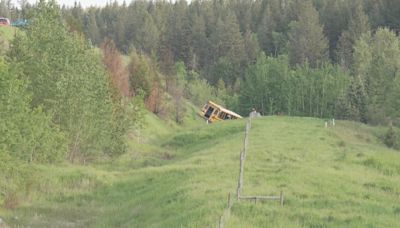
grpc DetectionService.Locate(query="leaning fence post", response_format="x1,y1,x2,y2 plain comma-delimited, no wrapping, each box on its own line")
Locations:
228,192,231,208
219,215,223,228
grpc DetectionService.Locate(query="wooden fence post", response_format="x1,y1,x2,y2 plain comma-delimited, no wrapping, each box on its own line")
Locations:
280,191,284,206
228,192,231,208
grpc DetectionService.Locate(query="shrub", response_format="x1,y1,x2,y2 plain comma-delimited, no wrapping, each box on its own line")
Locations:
384,126,399,150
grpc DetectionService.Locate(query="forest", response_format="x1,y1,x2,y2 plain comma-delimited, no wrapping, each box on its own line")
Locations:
2,0,400,124
1,0,400,209
63,0,399,124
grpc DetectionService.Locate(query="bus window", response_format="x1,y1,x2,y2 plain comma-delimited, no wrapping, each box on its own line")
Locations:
218,112,226,119
205,107,214,118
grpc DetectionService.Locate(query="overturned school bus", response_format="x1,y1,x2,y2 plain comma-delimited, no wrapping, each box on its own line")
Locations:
199,101,242,123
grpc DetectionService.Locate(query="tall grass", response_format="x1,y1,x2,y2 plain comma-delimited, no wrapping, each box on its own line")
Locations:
3,116,400,227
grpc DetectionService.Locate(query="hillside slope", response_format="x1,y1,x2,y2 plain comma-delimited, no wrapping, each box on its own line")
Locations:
3,116,400,227
228,117,400,227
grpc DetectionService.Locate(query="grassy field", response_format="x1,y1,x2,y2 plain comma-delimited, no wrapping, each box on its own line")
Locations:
228,117,400,227
0,26,16,41
1,115,400,227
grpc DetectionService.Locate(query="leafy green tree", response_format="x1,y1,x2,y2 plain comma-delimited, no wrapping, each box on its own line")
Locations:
334,92,351,120
239,53,290,115
128,52,153,98
184,70,216,107
11,1,126,163
353,28,400,125
240,52,349,118
0,58,67,163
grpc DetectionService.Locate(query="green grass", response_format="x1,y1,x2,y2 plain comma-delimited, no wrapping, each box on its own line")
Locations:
2,116,400,227
0,26,16,41
227,117,400,227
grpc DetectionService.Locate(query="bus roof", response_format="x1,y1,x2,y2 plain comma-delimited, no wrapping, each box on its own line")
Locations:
207,100,243,118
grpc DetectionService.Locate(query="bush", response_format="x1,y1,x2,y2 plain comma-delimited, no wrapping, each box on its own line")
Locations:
384,126,399,150
0,150,35,208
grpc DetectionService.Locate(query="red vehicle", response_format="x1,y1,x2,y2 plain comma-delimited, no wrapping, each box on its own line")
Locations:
0,17,10,26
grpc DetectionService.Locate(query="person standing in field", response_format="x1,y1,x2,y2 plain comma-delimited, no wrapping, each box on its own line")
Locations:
249,108,257,118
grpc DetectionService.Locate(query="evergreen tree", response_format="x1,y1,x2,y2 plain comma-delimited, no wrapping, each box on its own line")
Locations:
288,0,328,67
337,0,370,70
210,11,245,85
320,0,347,61
190,14,208,70
84,8,101,45
257,4,276,56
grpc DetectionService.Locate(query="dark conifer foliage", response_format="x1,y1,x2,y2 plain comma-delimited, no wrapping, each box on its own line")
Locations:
53,0,400,125
3,0,400,130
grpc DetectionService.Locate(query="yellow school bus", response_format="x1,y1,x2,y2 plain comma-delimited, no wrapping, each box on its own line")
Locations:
199,101,242,123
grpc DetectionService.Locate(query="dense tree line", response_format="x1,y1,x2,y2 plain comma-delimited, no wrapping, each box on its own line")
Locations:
3,0,400,124
48,0,400,124
0,1,145,206
1,0,399,135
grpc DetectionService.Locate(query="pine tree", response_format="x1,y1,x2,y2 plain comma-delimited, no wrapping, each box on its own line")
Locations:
84,8,101,45
320,0,347,61
134,11,159,54
190,14,208,70
210,11,245,86
288,0,329,67
257,4,276,56
337,0,370,70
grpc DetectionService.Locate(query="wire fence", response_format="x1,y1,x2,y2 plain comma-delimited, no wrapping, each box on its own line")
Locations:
217,117,284,227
